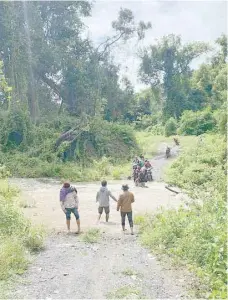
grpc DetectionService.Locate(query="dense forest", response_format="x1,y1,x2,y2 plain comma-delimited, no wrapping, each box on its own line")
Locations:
0,2,227,297
0,1,226,177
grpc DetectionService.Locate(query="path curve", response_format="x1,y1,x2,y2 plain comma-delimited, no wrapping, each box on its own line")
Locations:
9,146,193,299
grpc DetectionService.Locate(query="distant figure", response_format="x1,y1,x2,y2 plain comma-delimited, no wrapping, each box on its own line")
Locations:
166,146,171,158
133,156,139,164
60,182,80,234
138,166,147,187
117,184,135,235
96,180,117,223
173,137,179,146
145,160,152,168
134,165,141,186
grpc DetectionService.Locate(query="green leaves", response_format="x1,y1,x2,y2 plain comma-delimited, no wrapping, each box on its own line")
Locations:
177,108,216,136
139,35,210,119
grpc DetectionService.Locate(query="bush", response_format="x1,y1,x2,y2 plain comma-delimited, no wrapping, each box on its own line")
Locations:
137,134,227,298
0,165,10,179
23,226,45,252
213,104,227,135
0,239,29,280
0,171,45,283
0,118,138,179
178,108,216,136
134,113,162,130
164,117,178,137
0,108,33,151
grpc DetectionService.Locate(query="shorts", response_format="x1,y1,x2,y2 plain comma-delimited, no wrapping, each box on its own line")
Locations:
98,206,110,214
121,211,133,227
65,207,80,220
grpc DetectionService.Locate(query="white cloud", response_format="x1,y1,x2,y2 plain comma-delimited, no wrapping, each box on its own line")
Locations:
84,0,227,91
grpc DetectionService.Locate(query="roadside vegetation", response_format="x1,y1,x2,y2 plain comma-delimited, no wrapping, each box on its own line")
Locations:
82,228,101,244
0,167,45,298
107,286,145,299
135,134,227,298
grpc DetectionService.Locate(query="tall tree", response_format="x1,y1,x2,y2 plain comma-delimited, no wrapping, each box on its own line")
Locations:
0,2,150,120
138,34,209,119
191,34,227,108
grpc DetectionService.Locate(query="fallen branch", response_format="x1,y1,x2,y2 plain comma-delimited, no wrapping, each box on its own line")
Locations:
165,185,180,194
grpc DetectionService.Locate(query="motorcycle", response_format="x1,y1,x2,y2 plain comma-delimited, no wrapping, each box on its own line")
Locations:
166,147,171,158
173,138,179,146
146,167,153,181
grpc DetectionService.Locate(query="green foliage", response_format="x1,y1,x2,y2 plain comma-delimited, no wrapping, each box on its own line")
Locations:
0,171,45,282
214,104,227,135
178,108,216,136
0,60,12,109
0,165,10,179
0,2,150,121
164,117,178,137
0,108,33,150
23,226,45,252
139,34,210,119
138,134,227,298
0,116,137,180
0,239,29,280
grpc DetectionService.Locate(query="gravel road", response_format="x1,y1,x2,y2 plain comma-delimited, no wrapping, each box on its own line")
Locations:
9,147,193,299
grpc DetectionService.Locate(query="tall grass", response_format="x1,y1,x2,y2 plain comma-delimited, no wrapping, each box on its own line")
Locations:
3,154,131,181
0,174,45,296
136,134,227,299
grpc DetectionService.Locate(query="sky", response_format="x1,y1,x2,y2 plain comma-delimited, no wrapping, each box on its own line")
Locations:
83,0,227,91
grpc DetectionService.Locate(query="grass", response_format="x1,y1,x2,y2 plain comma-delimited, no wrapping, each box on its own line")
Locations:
107,286,145,299
0,179,19,199
121,268,139,277
135,132,198,158
0,178,46,296
135,134,227,299
82,228,100,243
3,154,132,182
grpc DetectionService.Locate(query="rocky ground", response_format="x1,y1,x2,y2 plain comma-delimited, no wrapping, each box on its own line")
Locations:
9,148,194,299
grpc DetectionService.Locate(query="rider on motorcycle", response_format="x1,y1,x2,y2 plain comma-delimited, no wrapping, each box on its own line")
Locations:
144,160,152,168
133,156,139,164
166,146,171,158
173,137,179,146
133,165,140,183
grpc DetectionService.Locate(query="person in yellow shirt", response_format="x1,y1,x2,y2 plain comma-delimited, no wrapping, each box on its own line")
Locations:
117,184,135,235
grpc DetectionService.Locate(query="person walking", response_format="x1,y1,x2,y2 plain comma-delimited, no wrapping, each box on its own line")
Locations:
117,184,134,235
96,180,117,223
60,182,80,234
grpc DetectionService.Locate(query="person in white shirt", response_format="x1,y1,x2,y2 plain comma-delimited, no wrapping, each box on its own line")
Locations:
96,180,117,222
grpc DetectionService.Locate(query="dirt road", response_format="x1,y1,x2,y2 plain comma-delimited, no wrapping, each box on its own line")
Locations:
9,151,192,299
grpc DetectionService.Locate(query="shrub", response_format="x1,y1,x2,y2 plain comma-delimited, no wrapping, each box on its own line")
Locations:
213,104,227,135
0,171,45,284
178,108,216,136
23,226,46,252
0,165,10,179
134,113,162,130
0,239,29,280
164,117,178,137
0,108,33,151
145,124,164,135
137,134,227,298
